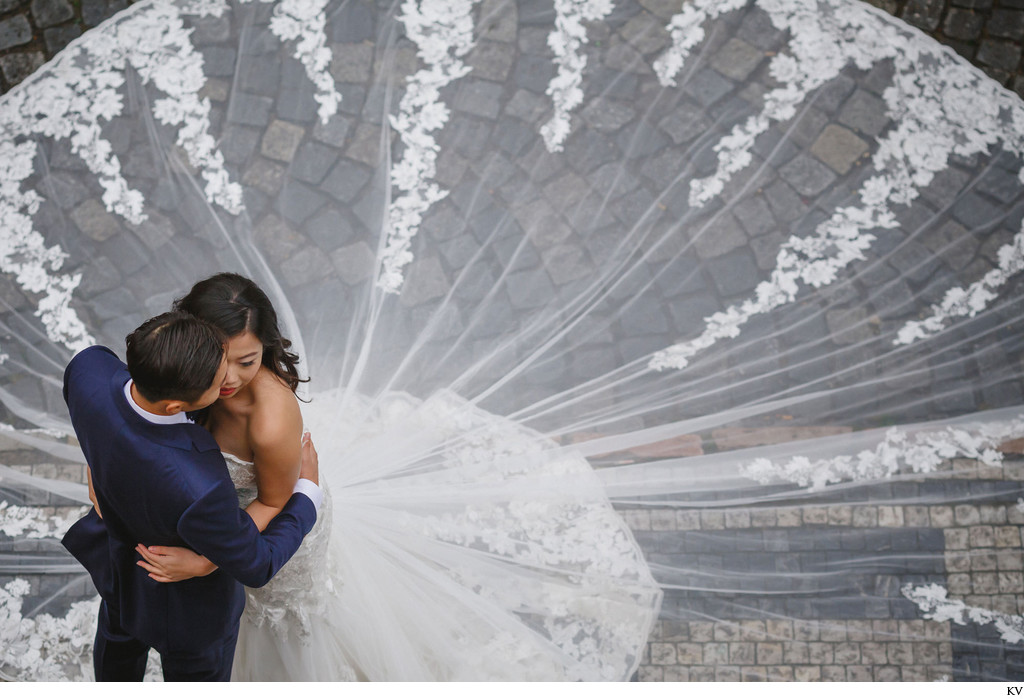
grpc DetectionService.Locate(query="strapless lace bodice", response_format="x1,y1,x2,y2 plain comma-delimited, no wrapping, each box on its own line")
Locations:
224,452,338,641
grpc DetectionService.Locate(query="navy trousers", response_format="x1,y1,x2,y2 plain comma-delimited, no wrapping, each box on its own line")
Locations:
93,601,239,682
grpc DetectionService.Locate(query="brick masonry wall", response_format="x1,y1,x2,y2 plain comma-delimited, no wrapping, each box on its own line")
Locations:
632,457,1024,681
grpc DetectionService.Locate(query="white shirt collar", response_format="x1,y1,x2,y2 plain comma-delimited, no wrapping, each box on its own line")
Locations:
124,380,192,425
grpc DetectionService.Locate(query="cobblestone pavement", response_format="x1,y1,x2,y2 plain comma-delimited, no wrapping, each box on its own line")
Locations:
2,0,1024,96
0,0,1022,685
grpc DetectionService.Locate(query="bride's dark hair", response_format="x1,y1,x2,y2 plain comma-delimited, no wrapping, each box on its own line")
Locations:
174,272,306,393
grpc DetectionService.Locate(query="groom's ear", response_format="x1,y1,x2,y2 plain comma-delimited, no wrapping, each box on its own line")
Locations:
162,400,188,415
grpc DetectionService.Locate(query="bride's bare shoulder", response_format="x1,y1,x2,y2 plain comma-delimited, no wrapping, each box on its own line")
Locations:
249,368,302,442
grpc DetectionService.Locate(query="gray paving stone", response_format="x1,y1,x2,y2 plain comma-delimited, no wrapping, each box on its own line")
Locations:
347,123,392,165
37,171,90,210
737,7,789,50
586,162,641,201
399,256,450,307
919,220,978,270
191,14,231,43
838,89,890,137
30,0,73,28
276,84,319,124
81,0,127,27
603,37,652,75
331,240,375,286
683,67,735,108
814,73,858,112
101,231,150,276
290,141,338,185
617,116,672,159
707,249,761,297
505,89,549,124
618,10,671,54
762,179,806,223
219,126,261,165
920,165,971,206
586,65,639,101
70,200,122,242
43,24,81,55
710,37,764,82
306,207,355,250
514,54,556,93
515,197,573,247
989,9,1024,39
542,170,592,210
329,41,373,83
261,119,306,162
226,93,274,127
311,113,352,149
200,46,237,78
243,157,287,195
540,242,595,285
811,124,869,175
944,8,985,39
330,0,374,42
274,180,326,225
0,51,43,85
902,0,944,30
778,153,837,198
658,101,712,146
0,0,22,11
453,78,504,119
280,245,334,287
732,196,778,238
565,130,621,174
504,266,555,309
978,39,1023,72
127,210,175,251
253,214,306,264
321,160,372,204
467,40,516,82
953,191,1003,230
0,16,31,52
581,97,637,132
666,291,720,331
437,233,481,269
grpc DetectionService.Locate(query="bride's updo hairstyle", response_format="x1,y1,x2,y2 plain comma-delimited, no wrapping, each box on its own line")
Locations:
175,272,305,393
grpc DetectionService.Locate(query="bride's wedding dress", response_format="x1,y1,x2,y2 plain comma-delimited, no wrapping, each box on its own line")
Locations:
224,450,358,681
1,0,1024,682
228,391,660,681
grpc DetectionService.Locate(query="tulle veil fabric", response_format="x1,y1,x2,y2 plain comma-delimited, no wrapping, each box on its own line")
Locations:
0,0,1023,681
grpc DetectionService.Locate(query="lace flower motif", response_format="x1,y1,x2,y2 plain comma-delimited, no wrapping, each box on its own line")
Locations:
539,0,614,152
377,0,477,293
903,583,1024,645
739,416,1023,490
649,0,1024,371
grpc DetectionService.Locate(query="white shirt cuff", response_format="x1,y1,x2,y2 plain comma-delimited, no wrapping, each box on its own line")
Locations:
292,478,323,513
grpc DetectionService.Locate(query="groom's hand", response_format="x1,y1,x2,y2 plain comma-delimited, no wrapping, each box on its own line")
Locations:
299,432,319,486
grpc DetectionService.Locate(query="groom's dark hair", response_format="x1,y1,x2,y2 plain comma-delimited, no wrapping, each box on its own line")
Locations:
126,311,226,403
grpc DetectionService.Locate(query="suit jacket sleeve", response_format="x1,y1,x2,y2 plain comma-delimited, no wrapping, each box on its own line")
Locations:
177,476,317,588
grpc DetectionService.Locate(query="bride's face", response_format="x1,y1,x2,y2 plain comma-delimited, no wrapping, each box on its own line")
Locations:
219,331,263,399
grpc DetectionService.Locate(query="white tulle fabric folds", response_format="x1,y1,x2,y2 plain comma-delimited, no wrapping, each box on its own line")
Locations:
0,0,1023,681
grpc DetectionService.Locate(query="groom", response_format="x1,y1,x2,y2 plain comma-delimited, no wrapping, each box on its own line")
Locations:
61,310,321,681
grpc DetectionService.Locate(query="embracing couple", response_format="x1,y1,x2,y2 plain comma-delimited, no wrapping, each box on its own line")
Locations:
61,272,338,682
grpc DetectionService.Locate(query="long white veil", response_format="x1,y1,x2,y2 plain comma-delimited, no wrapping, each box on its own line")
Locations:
1,0,1023,681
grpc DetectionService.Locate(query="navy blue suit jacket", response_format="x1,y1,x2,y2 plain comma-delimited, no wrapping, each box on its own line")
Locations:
61,346,316,655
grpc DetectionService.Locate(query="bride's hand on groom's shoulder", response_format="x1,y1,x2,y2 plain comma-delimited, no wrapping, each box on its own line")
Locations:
135,543,217,583
299,432,319,486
